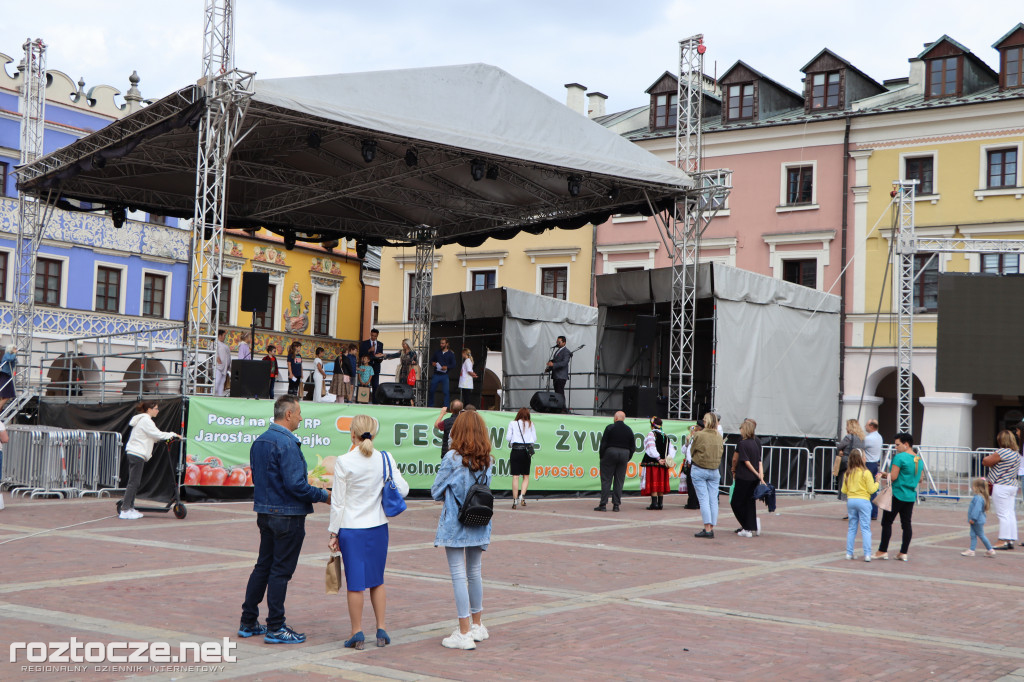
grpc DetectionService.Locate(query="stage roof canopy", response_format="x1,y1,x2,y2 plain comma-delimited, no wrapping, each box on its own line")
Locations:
20,63,692,247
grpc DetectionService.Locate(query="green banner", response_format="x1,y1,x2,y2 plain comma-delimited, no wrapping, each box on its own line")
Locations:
186,396,693,491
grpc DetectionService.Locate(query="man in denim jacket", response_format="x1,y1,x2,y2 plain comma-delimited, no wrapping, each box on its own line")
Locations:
238,395,329,644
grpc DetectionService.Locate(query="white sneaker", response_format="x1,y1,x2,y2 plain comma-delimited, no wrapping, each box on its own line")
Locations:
845,553,853,560
441,628,476,650
737,530,753,538
864,555,872,562
755,518,761,536
119,509,134,519
470,623,489,642
130,509,144,519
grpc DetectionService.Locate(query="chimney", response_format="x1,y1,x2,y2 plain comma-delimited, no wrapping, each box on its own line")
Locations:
564,82,587,115
587,92,607,118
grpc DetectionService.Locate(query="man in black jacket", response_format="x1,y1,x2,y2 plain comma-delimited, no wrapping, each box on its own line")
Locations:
596,411,634,512
358,329,385,403
546,336,570,404
428,337,456,408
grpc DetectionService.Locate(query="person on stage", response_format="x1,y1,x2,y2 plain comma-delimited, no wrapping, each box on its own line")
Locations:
263,344,280,399
359,329,385,404
428,337,456,408
286,341,303,398
546,336,570,404
641,417,674,510
215,329,231,396
237,331,252,361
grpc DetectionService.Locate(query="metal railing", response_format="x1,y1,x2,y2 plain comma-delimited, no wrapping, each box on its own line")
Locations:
2,426,122,498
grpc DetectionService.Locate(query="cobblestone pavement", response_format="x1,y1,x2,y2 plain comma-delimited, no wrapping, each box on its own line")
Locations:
1,493,1022,681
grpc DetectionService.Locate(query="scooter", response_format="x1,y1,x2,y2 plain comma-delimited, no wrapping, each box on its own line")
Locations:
115,439,188,519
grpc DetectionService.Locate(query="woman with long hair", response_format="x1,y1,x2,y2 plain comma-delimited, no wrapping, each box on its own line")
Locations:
328,414,409,649
983,429,1021,551
730,418,764,536
835,419,866,505
286,342,302,398
641,416,673,510
689,412,725,538
842,449,878,561
313,347,334,403
431,410,493,650
458,348,478,405
120,401,181,519
506,407,535,509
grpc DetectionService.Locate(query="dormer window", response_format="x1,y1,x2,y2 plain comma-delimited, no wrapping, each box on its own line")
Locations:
926,56,960,98
653,93,677,129
1003,46,1022,89
727,83,754,121
810,71,841,109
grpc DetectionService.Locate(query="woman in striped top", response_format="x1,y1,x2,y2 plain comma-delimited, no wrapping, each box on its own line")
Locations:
983,430,1021,551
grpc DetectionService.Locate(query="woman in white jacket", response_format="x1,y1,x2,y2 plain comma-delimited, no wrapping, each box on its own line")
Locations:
327,414,409,649
121,401,181,520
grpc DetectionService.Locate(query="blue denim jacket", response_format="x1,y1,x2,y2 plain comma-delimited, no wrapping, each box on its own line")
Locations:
431,450,492,549
250,423,328,515
968,494,987,525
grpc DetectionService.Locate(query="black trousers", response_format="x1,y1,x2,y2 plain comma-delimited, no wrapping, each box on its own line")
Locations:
241,514,307,631
121,455,146,510
684,466,700,508
599,447,630,507
730,477,759,531
878,497,914,554
553,378,566,397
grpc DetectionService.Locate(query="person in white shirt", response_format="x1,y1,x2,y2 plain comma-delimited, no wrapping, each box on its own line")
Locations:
458,348,478,405
863,419,884,520
121,401,181,519
328,414,409,650
312,347,335,403
505,407,536,509
237,332,252,361
214,329,231,396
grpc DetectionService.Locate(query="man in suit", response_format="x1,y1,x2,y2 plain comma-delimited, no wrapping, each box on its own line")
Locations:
546,335,570,405
359,329,385,403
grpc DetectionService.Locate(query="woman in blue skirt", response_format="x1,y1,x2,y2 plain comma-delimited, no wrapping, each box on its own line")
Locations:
328,414,409,649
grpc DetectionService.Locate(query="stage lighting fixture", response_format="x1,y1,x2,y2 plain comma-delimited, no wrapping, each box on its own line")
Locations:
111,207,126,228
356,241,368,259
92,154,106,169
567,175,583,197
485,165,499,180
470,159,486,182
361,139,376,163
405,148,418,167
306,131,321,149
284,232,296,250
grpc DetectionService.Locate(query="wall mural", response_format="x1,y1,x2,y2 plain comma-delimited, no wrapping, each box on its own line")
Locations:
310,256,343,276
283,282,310,333
253,245,286,264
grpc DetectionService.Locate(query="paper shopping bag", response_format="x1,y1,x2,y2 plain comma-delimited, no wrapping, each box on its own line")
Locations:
325,554,342,594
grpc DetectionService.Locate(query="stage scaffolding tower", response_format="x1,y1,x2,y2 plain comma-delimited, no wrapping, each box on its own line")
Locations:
665,34,730,420
183,0,255,394
410,227,437,406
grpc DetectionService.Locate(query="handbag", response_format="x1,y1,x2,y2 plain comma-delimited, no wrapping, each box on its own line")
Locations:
874,477,893,512
407,365,417,386
516,421,535,457
325,554,342,594
380,451,407,517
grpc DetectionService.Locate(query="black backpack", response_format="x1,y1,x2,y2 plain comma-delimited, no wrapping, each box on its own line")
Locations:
456,471,493,527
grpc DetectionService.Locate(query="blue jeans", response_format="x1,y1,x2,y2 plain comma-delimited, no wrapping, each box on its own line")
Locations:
865,462,879,518
241,514,307,631
445,546,484,619
691,465,721,526
428,373,450,408
846,498,872,556
970,522,993,551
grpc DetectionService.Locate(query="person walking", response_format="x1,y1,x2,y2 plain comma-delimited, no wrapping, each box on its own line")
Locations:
328,414,410,649
428,337,456,408
214,329,231,396
961,477,996,557
873,432,921,562
641,417,673,510
286,342,303,398
120,401,182,520
263,344,280,399
431,410,494,650
982,430,1020,551
239,395,330,644
237,331,252,361
842,449,878,561
863,419,883,520
506,407,536,509
595,411,634,512
359,329,385,404
730,418,764,537
835,419,866,506
0,344,17,412
458,348,478,405
690,412,725,538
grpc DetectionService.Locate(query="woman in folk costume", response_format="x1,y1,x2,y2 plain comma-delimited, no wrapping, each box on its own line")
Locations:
641,416,674,510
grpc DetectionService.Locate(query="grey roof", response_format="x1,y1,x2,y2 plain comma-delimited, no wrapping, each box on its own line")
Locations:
363,245,381,272
719,60,802,100
592,104,647,127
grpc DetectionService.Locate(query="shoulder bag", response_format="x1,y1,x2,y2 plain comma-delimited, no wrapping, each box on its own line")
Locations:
517,421,535,457
380,451,407,517
874,475,893,512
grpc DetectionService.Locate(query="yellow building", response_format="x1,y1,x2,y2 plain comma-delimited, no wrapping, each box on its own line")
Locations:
375,229,594,351
845,30,1024,447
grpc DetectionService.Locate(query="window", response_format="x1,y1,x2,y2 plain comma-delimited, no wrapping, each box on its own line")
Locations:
95,266,121,313
615,266,645,273
471,270,496,291
35,257,61,306
254,284,276,330
218,277,233,326
810,71,841,109
313,292,330,336
653,93,677,128
0,162,7,197
786,166,814,205
982,254,1019,274
149,213,167,225
905,156,934,195
541,267,568,300
1003,46,1022,89
913,254,939,313
727,83,754,121
142,273,166,317
0,252,6,301
407,273,418,321
987,149,1018,189
927,56,959,97
782,259,817,289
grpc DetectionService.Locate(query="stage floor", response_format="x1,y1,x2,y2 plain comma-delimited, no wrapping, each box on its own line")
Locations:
1,494,1022,680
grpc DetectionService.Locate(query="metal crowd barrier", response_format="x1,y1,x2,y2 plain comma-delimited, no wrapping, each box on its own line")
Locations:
1,426,122,499
716,443,814,498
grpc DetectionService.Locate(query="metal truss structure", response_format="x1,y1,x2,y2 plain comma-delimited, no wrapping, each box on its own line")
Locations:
410,227,438,406
183,0,255,394
665,34,731,420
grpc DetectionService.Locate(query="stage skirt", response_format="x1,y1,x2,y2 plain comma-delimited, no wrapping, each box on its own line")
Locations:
641,465,670,495
338,523,389,592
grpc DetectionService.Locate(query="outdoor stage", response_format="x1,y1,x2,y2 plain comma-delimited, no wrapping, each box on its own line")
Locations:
0,495,1020,680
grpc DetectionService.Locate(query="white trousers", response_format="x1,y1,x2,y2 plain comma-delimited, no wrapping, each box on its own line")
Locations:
214,370,227,396
992,483,1019,542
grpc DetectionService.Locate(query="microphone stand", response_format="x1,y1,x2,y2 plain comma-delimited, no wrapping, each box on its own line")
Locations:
566,344,585,413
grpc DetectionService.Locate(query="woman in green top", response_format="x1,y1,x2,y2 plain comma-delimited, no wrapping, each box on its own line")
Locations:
873,432,922,562
689,412,725,538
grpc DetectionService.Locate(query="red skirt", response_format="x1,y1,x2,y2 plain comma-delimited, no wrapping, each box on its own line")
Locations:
641,465,670,495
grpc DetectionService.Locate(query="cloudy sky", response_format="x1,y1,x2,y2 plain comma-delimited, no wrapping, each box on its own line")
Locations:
1,1,1021,114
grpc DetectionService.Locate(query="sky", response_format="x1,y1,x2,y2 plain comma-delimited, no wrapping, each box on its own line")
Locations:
1,1,1021,115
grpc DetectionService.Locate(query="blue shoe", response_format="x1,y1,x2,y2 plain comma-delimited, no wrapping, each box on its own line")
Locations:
376,629,390,647
264,624,306,644
344,631,365,650
238,621,267,638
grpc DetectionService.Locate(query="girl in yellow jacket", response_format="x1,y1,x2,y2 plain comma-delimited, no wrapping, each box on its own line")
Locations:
842,449,879,561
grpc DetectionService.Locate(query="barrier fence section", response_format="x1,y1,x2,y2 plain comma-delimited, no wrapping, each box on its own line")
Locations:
1,426,122,499
716,443,813,497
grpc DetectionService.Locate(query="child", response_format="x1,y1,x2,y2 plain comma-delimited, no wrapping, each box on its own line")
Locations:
841,449,878,562
458,348,478,404
962,477,996,557
356,355,374,404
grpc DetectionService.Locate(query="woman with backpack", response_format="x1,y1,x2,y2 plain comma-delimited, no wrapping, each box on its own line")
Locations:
431,410,493,650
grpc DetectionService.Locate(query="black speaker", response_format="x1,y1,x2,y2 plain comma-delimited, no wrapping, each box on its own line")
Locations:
623,385,659,418
240,271,270,313
530,391,565,414
376,382,414,405
635,315,658,345
230,360,272,398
